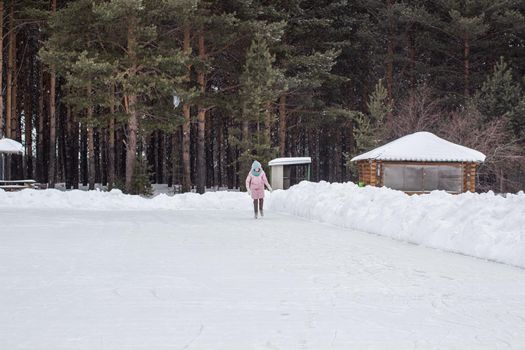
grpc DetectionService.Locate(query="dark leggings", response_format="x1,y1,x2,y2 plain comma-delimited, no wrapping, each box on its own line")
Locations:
253,198,264,213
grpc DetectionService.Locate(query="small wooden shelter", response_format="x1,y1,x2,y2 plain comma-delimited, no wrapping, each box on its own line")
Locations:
351,132,485,194
268,157,311,190
0,137,23,180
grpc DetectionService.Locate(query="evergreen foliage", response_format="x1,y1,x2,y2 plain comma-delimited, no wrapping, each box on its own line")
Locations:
0,0,523,192
235,36,281,185
476,58,525,137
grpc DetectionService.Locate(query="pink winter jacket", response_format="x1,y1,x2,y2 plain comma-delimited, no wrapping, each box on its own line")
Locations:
246,171,271,199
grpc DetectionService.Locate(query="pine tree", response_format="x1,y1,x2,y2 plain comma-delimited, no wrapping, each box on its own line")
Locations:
476,58,525,137
234,36,281,186
42,0,188,193
354,80,391,154
427,0,523,102
63,53,114,190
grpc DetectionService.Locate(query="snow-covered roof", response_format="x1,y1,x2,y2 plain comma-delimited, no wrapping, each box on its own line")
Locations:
269,157,312,166
0,138,23,154
351,132,486,163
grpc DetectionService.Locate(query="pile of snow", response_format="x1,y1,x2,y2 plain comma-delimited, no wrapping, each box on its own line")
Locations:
2,182,524,268
0,188,249,211
269,181,525,268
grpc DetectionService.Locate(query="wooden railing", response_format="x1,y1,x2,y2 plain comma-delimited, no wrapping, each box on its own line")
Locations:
0,179,37,191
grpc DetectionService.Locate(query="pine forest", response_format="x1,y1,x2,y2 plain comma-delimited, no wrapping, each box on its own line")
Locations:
1,0,524,194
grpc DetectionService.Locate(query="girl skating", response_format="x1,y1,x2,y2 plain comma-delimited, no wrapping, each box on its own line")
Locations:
246,160,272,219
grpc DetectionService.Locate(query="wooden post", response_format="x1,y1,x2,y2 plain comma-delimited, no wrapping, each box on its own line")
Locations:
468,163,477,192
378,161,383,186
369,160,377,186
463,163,477,193
462,163,468,192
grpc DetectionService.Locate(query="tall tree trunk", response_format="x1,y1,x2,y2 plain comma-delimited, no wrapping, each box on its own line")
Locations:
181,23,192,193
95,128,102,184
240,120,250,190
278,94,286,156
181,106,191,192
171,129,180,189
81,126,87,186
4,0,15,180
344,122,354,181
48,67,56,186
196,30,206,194
307,127,316,181
25,74,33,179
71,106,79,189
499,168,504,194
228,118,238,189
37,66,45,182
386,0,395,122
108,84,116,189
6,0,14,140
65,103,72,189
12,28,20,180
125,18,139,193
0,0,3,139
264,102,271,144
86,84,95,190
314,128,320,181
125,95,138,192
57,102,67,184
154,131,161,184
167,134,173,187
407,27,416,88
218,115,226,188
213,113,220,188
463,33,470,97
116,128,123,180
48,0,57,187
12,30,18,142
334,130,342,182
162,133,169,185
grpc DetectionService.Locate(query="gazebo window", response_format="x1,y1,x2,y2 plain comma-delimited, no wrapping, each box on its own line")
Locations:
383,164,463,193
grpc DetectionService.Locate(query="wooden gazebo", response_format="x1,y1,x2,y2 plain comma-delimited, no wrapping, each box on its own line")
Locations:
351,132,486,194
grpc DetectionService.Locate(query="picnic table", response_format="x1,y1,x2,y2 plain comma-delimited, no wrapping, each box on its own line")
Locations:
0,179,37,191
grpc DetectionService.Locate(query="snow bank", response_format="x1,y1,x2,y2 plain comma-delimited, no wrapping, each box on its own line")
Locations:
0,188,248,211
2,183,524,268
268,181,525,268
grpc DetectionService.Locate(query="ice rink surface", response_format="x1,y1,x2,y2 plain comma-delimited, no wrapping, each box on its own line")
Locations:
1,208,524,349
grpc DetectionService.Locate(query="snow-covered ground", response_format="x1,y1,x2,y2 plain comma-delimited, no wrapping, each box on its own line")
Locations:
270,181,525,268
2,181,524,267
1,188,525,349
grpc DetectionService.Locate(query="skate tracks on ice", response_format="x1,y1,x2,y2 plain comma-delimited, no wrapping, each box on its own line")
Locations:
1,208,524,349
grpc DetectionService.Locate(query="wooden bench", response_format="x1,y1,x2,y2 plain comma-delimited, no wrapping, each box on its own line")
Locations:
0,179,36,191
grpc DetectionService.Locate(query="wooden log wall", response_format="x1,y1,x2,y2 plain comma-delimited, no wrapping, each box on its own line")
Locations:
464,163,477,192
